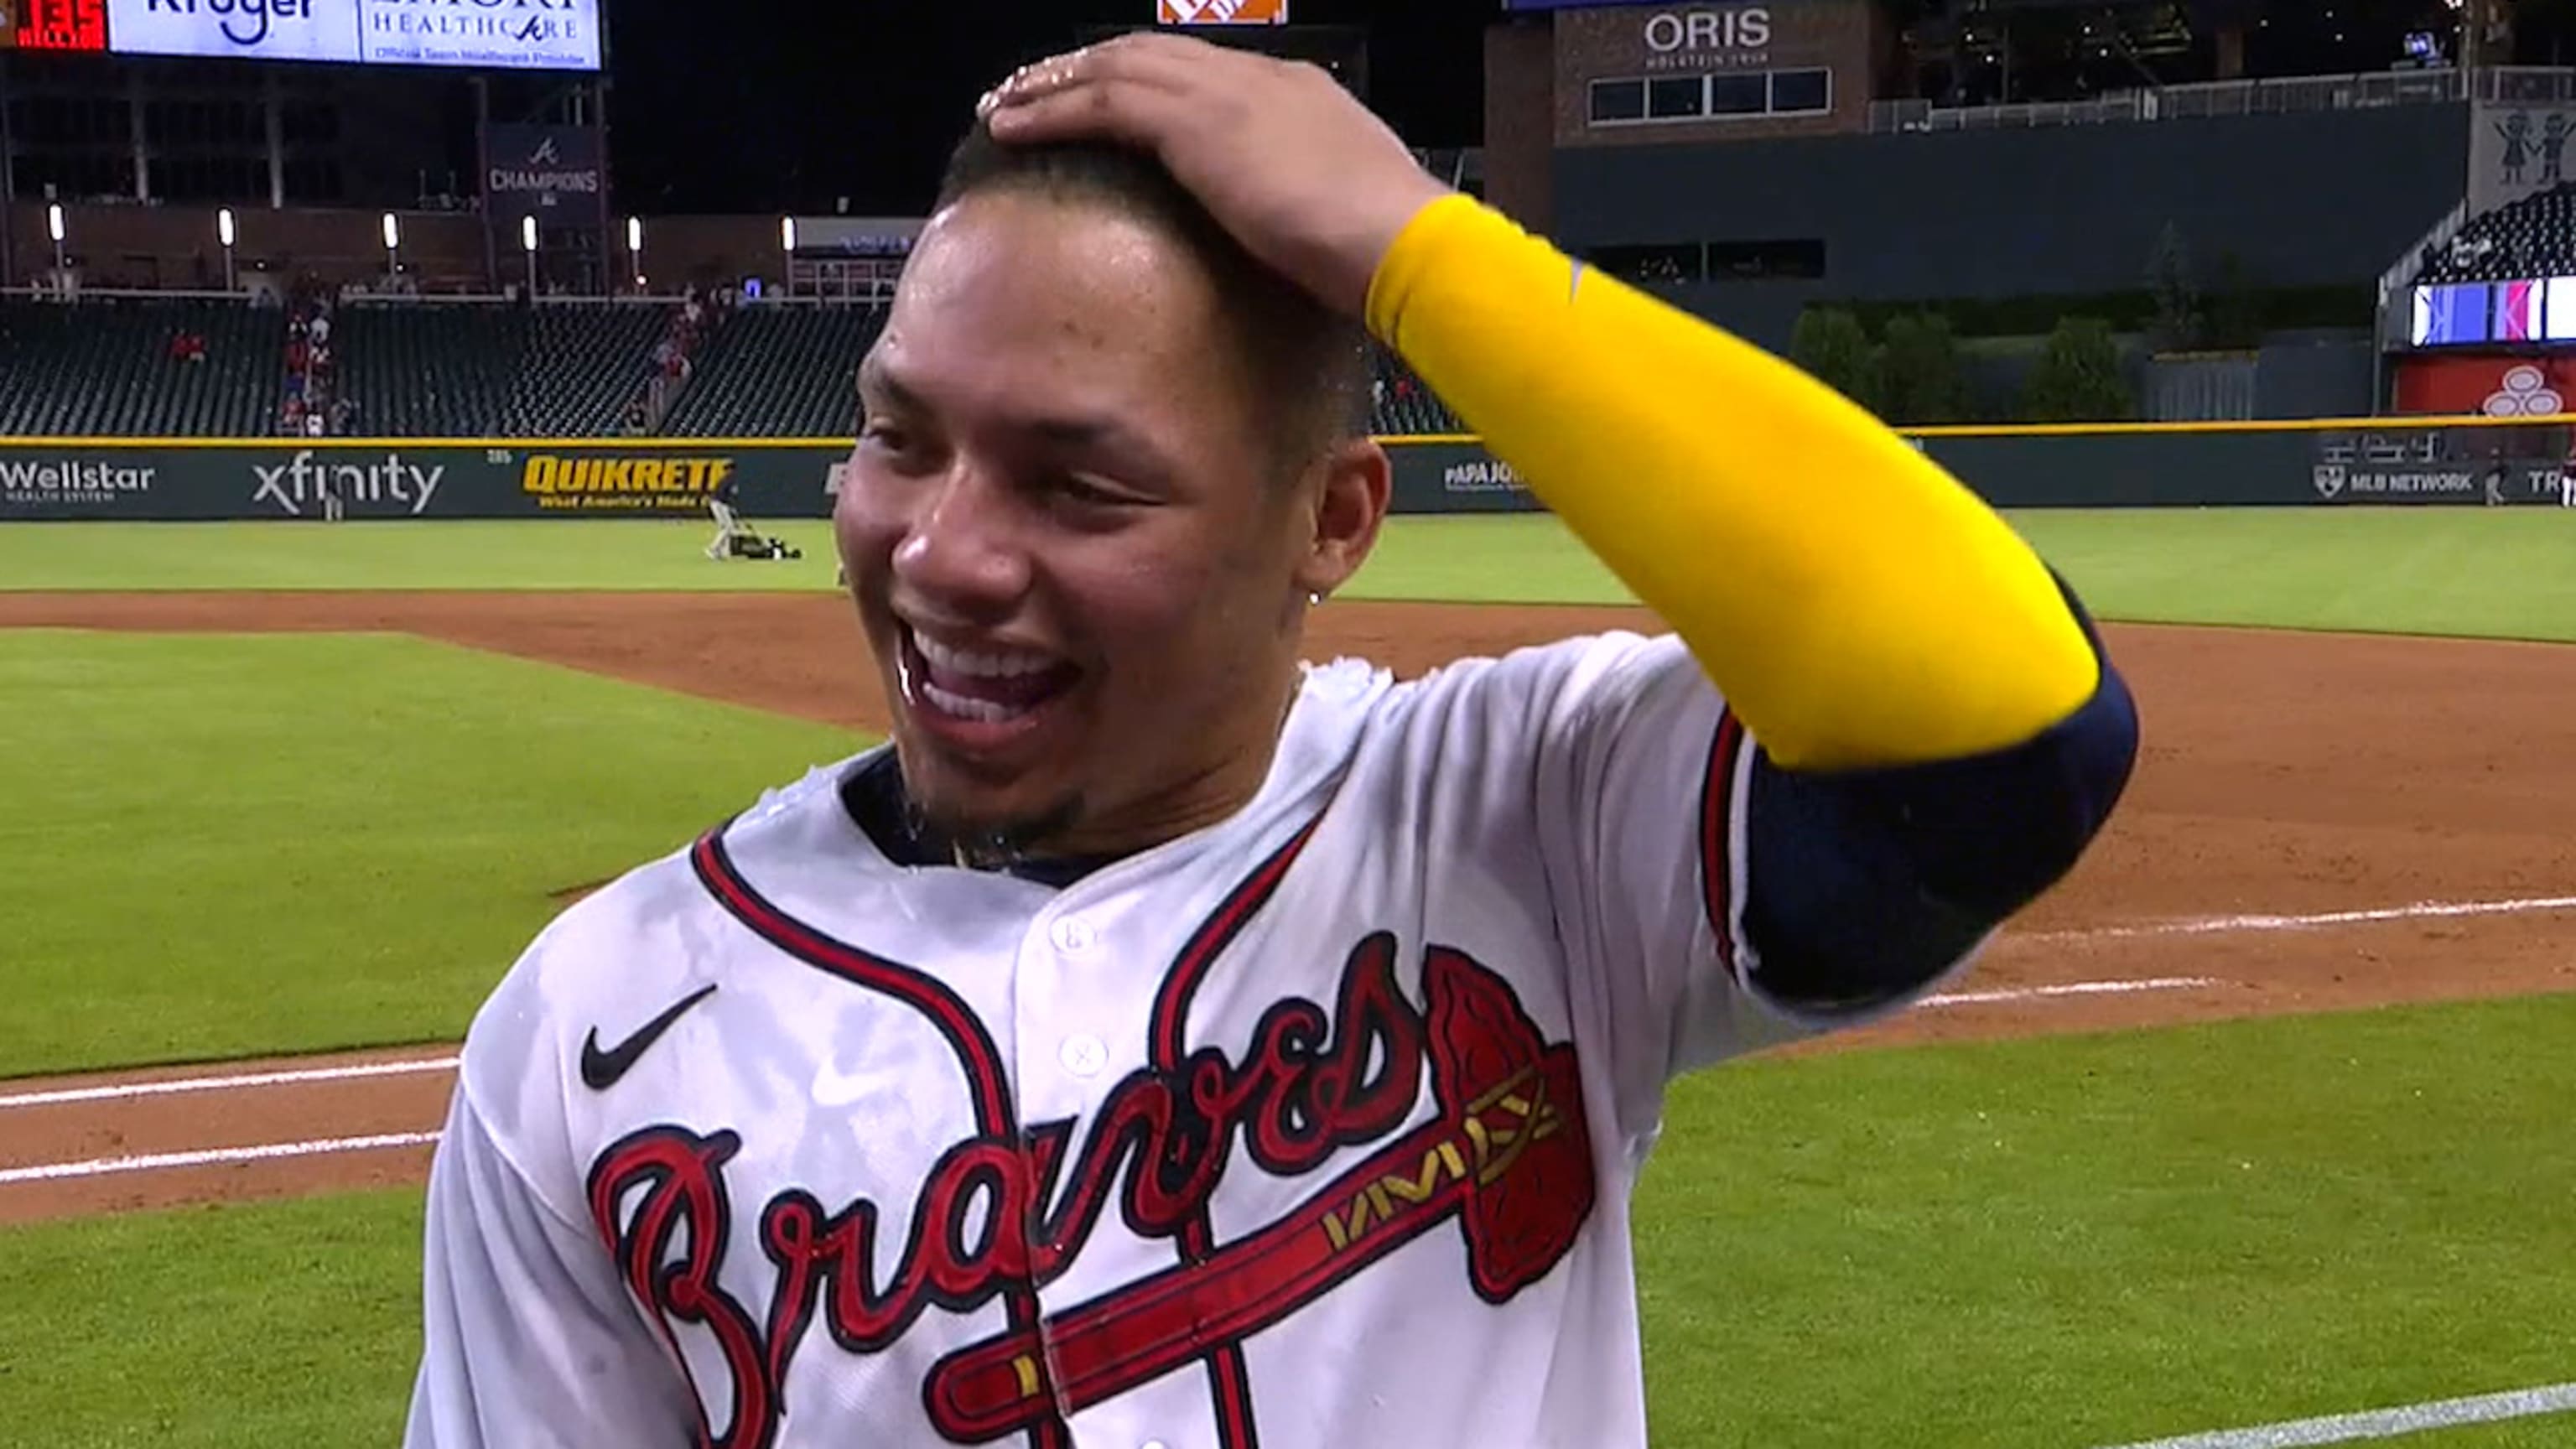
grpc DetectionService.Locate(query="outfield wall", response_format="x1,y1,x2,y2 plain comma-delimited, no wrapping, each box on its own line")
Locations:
0,419,2569,522
1386,419,2576,513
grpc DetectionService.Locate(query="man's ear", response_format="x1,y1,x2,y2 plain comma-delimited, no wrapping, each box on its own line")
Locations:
1291,435,1391,600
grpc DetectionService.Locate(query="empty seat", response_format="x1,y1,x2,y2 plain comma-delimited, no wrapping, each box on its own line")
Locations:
0,298,282,437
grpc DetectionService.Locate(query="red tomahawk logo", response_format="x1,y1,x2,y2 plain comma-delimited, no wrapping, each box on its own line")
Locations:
923,947,1597,1441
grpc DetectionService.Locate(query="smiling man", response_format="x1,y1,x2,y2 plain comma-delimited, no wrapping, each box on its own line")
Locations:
406,34,2138,1449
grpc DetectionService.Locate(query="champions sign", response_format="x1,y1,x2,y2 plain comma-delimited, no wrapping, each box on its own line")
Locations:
482,122,604,235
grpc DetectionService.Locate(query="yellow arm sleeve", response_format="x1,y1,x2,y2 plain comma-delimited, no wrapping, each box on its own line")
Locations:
1363,194,2099,771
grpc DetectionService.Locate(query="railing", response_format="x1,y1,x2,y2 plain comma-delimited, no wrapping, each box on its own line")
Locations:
1868,65,2576,135
2380,197,2470,309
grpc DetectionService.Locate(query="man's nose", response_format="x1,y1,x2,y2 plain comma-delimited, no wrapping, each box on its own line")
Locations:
891,465,1034,615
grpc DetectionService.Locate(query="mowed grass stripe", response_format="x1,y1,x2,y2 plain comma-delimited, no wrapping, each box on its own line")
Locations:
3,508,2572,643
7,992,2574,1446
0,631,863,1077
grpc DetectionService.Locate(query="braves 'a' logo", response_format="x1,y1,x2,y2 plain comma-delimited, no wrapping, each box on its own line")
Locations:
586,927,1595,1448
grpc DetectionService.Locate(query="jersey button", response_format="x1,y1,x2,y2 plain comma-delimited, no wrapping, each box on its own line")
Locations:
1049,916,1098,955
1059,1034,1108,1078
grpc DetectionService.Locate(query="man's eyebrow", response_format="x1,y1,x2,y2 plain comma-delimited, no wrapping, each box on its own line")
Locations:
854,359,923,415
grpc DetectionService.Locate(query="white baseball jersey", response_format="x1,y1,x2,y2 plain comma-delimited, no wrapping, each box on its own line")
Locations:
406,631,1970,1449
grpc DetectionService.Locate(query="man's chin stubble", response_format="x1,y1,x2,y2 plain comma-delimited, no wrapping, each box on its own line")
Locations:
905,787,1088,870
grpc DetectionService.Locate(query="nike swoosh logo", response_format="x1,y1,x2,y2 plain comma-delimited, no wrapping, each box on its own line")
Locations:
579,983,718,1092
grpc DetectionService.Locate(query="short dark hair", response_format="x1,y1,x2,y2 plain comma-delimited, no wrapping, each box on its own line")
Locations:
932,120,1372,475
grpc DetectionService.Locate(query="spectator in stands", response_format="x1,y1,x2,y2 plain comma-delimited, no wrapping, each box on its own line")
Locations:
330,396,358,435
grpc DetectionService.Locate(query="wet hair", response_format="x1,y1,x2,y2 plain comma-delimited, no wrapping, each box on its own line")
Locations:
932,119,1373,478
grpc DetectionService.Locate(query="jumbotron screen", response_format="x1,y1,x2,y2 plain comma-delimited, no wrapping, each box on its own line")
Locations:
2412,279,2576,346
65,0,600,70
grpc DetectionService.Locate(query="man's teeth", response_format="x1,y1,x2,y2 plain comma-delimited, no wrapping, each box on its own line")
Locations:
914,633,1057,679
921,679,1027,724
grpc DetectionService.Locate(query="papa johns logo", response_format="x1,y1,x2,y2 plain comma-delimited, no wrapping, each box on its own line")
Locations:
1442,457,1525,493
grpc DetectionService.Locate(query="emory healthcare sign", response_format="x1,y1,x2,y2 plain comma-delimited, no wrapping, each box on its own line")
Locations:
99,0,598,70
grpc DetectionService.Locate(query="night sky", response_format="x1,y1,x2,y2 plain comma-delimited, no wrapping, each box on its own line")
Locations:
599,0,1499,217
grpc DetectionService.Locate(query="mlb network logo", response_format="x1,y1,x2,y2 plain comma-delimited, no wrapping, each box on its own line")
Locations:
1158,0,1288,23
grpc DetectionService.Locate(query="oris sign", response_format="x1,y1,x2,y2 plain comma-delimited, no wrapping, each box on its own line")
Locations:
1641,7,1773,63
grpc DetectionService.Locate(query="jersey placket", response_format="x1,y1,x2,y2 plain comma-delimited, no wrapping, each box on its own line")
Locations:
1005,889,1213,1449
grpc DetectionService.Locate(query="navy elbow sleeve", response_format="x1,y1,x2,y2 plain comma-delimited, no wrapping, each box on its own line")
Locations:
1741,579,2140,1008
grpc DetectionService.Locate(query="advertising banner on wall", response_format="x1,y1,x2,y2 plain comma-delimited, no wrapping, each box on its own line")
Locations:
0,442,844,522
2470,101,2576,217
97,0,599,70
482,122,605,233
359,0,596,70
11,0,109,50
2392,353,2576,415
1156,0,1285,22
1384,441,1546,514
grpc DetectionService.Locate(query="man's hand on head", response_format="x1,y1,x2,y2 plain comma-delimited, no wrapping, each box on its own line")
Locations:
977,32,1455,323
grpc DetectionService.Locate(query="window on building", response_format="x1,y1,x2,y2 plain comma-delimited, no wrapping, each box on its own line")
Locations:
1708,72,1769,116
1588,77,1647,123
1771,68,1832,115
1647,75,1705,119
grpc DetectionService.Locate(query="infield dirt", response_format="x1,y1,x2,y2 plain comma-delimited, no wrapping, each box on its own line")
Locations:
3,589,2572,1223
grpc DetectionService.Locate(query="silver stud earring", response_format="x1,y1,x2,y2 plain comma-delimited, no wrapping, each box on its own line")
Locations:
1307,591,1324,606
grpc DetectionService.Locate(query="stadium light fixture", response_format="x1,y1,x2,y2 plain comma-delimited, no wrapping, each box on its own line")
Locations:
521,214,538,254
626,215,642,255
45,203,64,244
381,212,401,252
217,208,237,291
781,216,797,253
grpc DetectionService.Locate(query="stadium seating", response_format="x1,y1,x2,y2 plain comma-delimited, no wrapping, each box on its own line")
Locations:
0,297,282,438
0,294,1473,442
331,301,667,437
657,304,884,438
2412,183,2576,283
1370,345,1466,436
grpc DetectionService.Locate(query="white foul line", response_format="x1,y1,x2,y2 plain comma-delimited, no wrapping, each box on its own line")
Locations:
2027,893,2576,944
2096,1380,2576,1447
1924,977,2216,1008
0,1054,458,1111
0,1130,442,1187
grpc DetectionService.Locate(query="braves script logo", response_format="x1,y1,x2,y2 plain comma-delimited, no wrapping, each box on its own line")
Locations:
586,927,1595,1447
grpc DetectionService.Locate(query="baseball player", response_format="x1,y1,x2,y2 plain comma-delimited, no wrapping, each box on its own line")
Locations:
407,35,2137,1449
704,466,752,558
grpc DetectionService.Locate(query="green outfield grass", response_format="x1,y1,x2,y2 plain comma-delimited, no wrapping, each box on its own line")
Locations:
8,991,2573,1446
0,631,862,1078
0,1189,425,1448
2,506,2571,642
